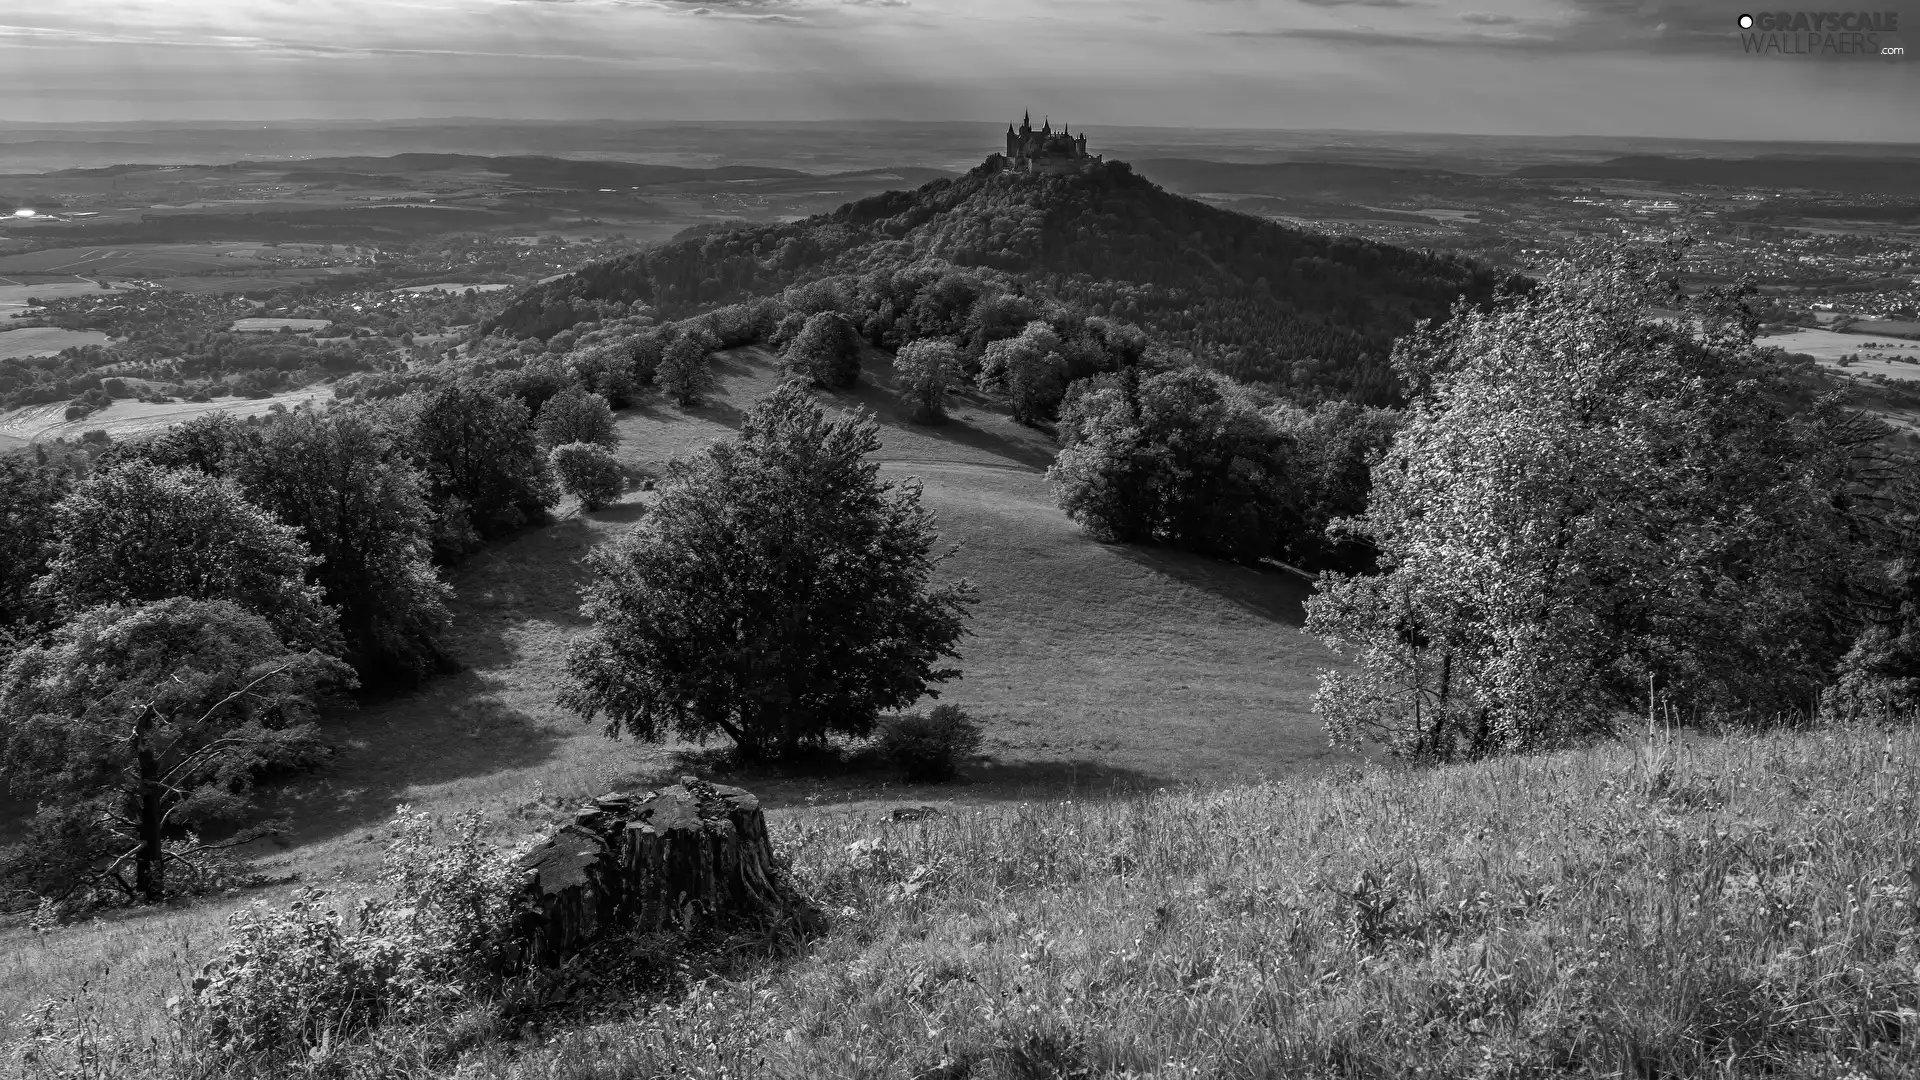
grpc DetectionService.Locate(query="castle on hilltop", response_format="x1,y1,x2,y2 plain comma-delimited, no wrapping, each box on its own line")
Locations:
1002,112,1101,176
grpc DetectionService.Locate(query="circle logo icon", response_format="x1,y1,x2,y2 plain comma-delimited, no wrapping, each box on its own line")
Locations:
1738,13,1754,28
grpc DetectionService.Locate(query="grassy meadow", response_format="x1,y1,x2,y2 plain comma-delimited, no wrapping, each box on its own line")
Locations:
0,346,1339,1051
10,725,1919,1078
11,347,1912,1078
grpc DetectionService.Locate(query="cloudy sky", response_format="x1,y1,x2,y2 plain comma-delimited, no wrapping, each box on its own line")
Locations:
0,0,1914,140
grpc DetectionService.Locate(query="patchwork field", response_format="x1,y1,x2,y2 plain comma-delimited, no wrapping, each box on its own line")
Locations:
0,279,120,314
393,282,513,294
0,348,1342,1040
0,385,333,443
1761,325,1920,379
0,326,112,359
0,242,276,278
230,317,330,332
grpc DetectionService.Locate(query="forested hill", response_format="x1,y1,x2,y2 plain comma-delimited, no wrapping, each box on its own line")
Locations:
487,156,1518,401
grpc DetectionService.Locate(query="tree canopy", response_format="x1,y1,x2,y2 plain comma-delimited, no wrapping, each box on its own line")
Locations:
0,598,349,904
562,383,974,759
36,459,341,654
1306,242,1874,759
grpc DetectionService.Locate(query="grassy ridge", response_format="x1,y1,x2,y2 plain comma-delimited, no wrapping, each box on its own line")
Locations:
416,726,1920,1079
12,725,1916,1078
0,346,1336,1055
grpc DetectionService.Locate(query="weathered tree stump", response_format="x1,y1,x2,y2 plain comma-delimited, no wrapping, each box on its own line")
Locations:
513,776,802,970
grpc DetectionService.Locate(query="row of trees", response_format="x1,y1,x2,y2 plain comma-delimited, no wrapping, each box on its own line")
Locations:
0,332,661,909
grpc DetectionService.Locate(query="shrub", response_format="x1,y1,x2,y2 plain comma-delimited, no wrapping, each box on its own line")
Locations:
550,441,624,511
876,704,983,782
192,808,523,1060
101,377,129,398
536,385,618,448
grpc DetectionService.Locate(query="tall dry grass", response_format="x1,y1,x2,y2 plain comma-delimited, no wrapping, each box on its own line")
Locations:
9,723,1920,1078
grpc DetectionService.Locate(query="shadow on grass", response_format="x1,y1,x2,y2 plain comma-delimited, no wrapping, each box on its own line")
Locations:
644,744,1173,810
1109,543,1315,628
838,378,1057,473
261,674,569,846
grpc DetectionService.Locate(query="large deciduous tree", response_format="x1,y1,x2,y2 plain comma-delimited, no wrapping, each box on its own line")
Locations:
780,310,863,390
562,383,975,760
892,338,961,422
1306,241,1871,760
35,460,341,653
228,410,454,687
1049,366,1300,564
405,384,558,558
0,599,350,904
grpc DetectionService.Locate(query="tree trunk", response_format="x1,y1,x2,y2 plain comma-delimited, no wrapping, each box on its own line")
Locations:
512,777,808,970
133,707,165,904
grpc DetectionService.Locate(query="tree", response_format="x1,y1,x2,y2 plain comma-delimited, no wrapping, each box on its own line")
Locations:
892,337,961,422
977,321,1067,423
562,383,975,760
36,460,340,653
780,310,862,390
227,409,454,688
406,385,558,558
659,333,716,407
536,386,618,448
0,599,350,904
0,455,73,631
1049,367,1299,563
1266,399,1403,572
1305,241,1867,761
550,442,624,511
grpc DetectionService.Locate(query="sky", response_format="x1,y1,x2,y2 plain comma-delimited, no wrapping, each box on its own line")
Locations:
0,0,1915,140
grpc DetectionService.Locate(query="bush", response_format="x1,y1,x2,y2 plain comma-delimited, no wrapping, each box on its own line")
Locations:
192,809,523,1061
875,704,983,782
550,441,624,511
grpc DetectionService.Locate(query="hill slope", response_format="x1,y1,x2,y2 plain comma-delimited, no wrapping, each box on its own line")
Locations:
489,157,1517,401
0,348,1340,1040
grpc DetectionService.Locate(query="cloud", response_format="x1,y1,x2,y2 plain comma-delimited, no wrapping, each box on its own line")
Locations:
1217,1,1777,55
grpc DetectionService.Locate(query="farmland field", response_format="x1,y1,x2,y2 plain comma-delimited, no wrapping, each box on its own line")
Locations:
1761,326,1920,379
0,279,120,313
0,242,275,277
0,385,333,443
392,282,513,293
230,317,331,332
0,326,112,359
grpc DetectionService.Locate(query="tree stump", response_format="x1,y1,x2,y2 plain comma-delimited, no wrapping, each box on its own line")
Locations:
514,776,802,970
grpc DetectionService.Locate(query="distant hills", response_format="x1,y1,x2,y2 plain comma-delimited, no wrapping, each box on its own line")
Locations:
1133,159,1497,200
1512,155,1920,196
489,156,1515,401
